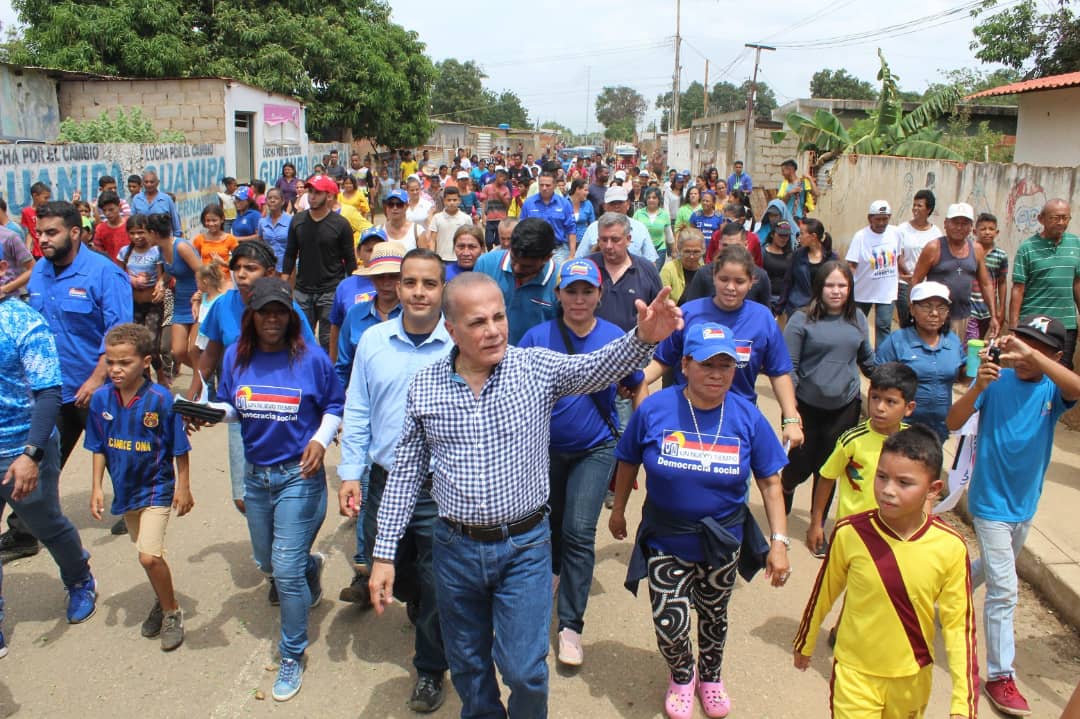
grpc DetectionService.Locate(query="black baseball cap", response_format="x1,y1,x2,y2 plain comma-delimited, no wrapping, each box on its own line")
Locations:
1013,314,1066,352
248,277,293,311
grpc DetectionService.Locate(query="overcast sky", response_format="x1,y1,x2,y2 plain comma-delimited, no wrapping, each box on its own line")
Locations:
1,0,1006,132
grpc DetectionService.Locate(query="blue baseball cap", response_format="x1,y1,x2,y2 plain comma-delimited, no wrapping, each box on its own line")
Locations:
359,226,387,244
558,259,602,289
683,323,738,362
385,189,408,204
234,185,253,201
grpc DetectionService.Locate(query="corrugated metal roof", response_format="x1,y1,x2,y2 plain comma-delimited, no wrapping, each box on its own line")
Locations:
967,71,1080,99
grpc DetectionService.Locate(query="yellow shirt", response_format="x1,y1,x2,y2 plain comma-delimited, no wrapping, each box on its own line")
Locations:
819,420,906,519
338,189,370,216
794,511,977,718
779,178,816,212
400,160,418,179
336,204,372,244
659,257,702,304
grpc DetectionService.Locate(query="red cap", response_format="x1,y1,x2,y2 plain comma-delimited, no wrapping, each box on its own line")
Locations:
305,175,339,194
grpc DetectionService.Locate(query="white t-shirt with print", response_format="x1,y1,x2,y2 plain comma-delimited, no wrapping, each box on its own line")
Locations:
846,225,902,304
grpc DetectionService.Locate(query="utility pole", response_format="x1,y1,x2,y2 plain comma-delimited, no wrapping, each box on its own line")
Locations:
672,0,681,134
703,59,710,117
743,43,775,167
584,65,591,139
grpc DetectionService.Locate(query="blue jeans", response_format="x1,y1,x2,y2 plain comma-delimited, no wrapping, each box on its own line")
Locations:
0,433,91,626
549,441,616,634
971,517,1032,680
244,461,327,660
363,466,447,677
856,301,894,349
227,422,250,503
350,469,371,567
551,244,570,266
433,516,551,719
654,248,667,272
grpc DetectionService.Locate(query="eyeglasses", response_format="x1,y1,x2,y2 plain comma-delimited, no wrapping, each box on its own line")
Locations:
1045,215,1072,222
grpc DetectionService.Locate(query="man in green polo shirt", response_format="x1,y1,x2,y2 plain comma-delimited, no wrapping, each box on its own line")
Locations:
1010,198,1079,368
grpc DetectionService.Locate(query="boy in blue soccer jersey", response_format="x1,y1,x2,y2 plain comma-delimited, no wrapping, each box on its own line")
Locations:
86,323,193,651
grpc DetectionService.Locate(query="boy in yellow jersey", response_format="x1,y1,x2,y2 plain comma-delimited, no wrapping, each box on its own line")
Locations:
806,362,918,557
794,425,978,719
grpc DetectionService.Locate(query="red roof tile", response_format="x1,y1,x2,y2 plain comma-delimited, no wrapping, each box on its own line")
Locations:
967,71,1080,99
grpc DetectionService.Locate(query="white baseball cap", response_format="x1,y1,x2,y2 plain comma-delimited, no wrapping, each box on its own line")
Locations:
910,281,951,304
456,171,469,179
868,200,892,216
946,202,975,221
614,170,628,181
604,186,629,203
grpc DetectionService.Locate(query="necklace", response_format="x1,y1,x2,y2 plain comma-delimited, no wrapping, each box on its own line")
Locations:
684,389,725,471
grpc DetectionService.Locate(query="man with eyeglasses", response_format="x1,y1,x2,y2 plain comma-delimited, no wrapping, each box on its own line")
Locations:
1009,198,1080,368
911,202,999,341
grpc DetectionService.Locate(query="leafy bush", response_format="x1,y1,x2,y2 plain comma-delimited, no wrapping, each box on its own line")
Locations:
56,107,186,143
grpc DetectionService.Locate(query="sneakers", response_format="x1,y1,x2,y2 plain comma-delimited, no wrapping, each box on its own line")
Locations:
309,553,326,608
557,628,583,667
272,657,303,702
0,630,7,659
160,609,184,651
0,529,40,564
141,600,164,638
110,518,128,536
408,674,446,713
812,538,830,560
985,676,1031,716
66,576,97,624
697,678,731,718
338,570,373,607
268,577,279,606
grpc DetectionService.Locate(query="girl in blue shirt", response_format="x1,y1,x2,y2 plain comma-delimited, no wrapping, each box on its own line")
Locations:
610,322,790,719
230,187,262,242
216,276,344,702
689,191,723,241
151,213,201,374
876,281,965,442
518,258,645,667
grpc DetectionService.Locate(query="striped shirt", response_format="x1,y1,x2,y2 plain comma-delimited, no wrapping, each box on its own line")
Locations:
1012,233,1080,329
372,329,657,560
794,510,978,718
970,246,1008,320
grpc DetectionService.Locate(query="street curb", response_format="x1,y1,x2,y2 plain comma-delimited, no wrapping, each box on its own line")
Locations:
953,497,1080,631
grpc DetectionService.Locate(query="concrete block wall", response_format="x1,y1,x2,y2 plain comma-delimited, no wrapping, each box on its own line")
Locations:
58,78,228,144
751,127,801,192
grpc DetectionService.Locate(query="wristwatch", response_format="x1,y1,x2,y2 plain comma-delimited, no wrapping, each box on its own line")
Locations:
22,445,45,463
771,533,791,550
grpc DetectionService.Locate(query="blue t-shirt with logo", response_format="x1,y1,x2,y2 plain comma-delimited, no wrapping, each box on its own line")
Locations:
653,297,792,403
84,380,191,514
968,368,1074,523
329,275,377,326
616,385,788,561
690,211,724,240
0,299,63,456
218,344,345,466
519,318,644,451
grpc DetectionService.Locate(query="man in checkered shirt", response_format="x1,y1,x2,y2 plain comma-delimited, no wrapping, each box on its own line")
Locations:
369,271,683,718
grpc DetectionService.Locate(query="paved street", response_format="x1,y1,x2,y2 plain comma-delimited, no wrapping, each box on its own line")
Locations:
1,374,1078,718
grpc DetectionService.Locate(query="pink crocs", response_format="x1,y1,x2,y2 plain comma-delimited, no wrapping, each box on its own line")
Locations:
664,671,696,719
697,678,731,718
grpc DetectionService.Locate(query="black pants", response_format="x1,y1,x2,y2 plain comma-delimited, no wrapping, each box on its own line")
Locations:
1064,328,1078,371
7,403,88,537
781,397,861,518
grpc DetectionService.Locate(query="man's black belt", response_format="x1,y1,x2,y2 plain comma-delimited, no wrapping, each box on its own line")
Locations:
443,506,549,542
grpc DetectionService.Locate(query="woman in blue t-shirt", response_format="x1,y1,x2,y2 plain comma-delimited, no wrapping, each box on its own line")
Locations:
518,258,645,668
876,280,965,442
609,321,791,719
216,276,344,702
569,178,596,240
230,186,262,242
689,191,723,241
152,212,202,374
645,244,805,450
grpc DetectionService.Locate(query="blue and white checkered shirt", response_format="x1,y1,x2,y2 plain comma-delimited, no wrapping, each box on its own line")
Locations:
372,329,657,560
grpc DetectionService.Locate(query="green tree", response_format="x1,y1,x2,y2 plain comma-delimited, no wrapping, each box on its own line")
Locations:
479,90,529,128
774,50,964,166
971,0,1080,78
656,79,776,131
923,67,1023,106
595,85,647,128
431,59,487,124
809,68,877,100
603,118,635,142
56,107,185,143
7,0,436,147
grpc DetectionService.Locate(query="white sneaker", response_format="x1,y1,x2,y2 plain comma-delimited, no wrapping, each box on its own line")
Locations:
558,628,583,666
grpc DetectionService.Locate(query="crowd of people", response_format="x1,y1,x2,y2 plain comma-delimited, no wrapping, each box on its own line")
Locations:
0,143,1078,719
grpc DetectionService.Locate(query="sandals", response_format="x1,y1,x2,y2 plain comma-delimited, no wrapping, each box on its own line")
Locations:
697,678,731,718
665,671,696,719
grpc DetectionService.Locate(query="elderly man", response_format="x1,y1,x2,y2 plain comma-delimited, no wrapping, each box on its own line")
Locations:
520,172,577,264
368,271,683,719
587,213,662,332
131,170,181,237
574,186,659,262
911,202,999,339
1010,198,1080,368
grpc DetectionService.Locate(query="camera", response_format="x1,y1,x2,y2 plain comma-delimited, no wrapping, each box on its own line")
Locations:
988,344,1002,364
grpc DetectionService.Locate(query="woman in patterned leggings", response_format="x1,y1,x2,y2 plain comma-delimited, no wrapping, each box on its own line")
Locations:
609,321,793,719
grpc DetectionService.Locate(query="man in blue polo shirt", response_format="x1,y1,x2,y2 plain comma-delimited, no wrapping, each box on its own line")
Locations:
1,201,132,558
131,170,182,237
520,172,577,265
473,217,558,345
587,213,663,332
